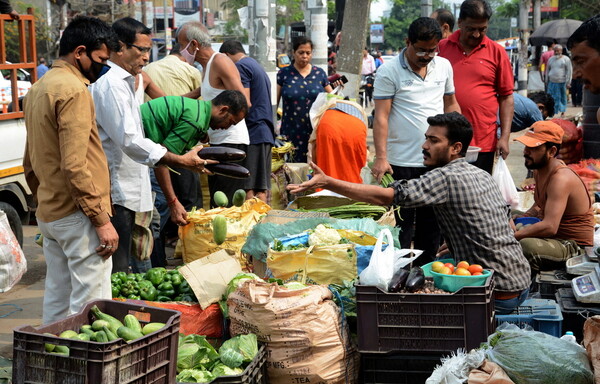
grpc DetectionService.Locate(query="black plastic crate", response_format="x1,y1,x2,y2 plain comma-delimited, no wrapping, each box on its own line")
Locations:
533,269,573,300
361,352,442,384
356,273,495,353
13,299,180,384
556,287,600,341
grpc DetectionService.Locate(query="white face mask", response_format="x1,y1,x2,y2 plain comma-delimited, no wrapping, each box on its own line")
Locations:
181,41,197,65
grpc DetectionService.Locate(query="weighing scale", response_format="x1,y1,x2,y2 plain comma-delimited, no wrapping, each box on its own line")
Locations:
566,253,598,275
572,265,600,303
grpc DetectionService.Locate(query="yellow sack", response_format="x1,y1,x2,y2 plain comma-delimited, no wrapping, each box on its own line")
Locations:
267,243,357,285
179,198,271,267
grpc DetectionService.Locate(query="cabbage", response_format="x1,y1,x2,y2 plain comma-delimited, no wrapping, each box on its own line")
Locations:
212,362,243,377
177,335,219,372
176,369,216,383
219,333,258,366
283,281,307,290
219,348,244,368
225,273,263,298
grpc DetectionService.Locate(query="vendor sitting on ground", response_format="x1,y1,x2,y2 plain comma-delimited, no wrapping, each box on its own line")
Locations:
513,121,594,274
288,112,531,314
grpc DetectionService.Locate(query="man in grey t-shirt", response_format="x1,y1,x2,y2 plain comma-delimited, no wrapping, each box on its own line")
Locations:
546,44,572,118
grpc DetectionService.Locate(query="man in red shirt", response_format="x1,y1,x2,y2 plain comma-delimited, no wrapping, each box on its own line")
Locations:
438,0,514,174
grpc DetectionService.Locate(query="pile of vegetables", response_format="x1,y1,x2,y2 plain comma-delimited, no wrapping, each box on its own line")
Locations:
43,305,166,356
271,224,351,251
296,202,387,220
110,268,197,302
176,333,259,383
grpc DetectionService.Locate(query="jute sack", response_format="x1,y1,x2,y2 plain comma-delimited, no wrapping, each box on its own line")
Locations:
228,280,357,384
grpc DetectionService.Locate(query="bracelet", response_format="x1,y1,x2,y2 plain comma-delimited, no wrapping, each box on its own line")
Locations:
167,197,178,207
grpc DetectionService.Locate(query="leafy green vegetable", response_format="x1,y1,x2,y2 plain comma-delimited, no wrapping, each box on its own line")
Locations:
177,334,219,372
283,281,307,290
225,273,263,298
272,238,307,251
219,348,244,368
176,369,216,383
219,334,258,366
212,363,243,377
329,279,357,318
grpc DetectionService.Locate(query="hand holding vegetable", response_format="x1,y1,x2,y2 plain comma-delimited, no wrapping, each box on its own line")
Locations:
287,162,329,194
371,157,393,183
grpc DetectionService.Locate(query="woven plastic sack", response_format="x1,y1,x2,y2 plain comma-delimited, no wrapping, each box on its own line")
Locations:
485,323,593,384
0,210,27,292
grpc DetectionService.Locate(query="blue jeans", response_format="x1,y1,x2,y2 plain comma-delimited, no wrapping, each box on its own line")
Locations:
495,288,529,315
548,82,567,114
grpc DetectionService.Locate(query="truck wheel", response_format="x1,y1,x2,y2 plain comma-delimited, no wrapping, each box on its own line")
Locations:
0,202,23,247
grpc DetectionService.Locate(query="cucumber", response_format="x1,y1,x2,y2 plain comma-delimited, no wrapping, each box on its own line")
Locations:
102,326,120,342
141,322,166,335
94,331,108,343
80,325,95,337
53,345,70,356
59,330,79,339
91,319,110,331
212,215,227,245
232,189,246,207
117,325,144,342
123,314,142,334
43,332,56,352
76,333,91,341
214,191,228,207
90,305,124,334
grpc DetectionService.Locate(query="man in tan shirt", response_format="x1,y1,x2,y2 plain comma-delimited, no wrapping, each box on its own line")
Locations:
23,16,120,324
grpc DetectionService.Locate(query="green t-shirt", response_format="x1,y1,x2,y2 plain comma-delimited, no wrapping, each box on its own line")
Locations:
141,96,211,155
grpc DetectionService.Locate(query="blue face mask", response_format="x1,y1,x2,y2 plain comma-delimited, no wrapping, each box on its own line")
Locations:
91,60,110,81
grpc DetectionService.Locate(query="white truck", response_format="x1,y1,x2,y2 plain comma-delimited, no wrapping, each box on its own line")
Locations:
0,11,37,246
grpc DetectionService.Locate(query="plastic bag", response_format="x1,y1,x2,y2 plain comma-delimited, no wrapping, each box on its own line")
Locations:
492,157,519,209
485,323,593,384
426,349,485,384
358,229,422,291
0,210,27,292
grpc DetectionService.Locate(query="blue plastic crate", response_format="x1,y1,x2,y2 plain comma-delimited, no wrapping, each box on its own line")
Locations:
496,298,563,337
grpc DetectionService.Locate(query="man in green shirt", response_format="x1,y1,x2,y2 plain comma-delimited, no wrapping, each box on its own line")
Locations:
141,90,248,155
140,89,248,226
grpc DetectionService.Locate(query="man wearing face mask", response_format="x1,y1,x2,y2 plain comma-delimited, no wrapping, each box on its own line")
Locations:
176,21,252,207
22,16,120,324
91,18,214,274
438,0,514,175
371,17,460,266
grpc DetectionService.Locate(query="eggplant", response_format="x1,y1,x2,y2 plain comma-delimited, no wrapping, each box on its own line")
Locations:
199,147,246,162
388,268,410,292
206,162,251,179
405,267,425,293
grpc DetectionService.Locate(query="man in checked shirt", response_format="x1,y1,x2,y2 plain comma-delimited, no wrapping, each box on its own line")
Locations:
288,112,531,314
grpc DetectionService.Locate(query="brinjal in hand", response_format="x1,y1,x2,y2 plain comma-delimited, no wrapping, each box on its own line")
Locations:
199,147,246,162
206,162,251,178
388,268,410,292
405,267,425,292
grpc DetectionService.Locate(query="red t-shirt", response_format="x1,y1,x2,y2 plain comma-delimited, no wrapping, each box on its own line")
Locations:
439,31,514,152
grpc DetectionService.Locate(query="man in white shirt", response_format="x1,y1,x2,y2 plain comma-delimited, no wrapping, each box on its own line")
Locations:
91,17,214,273
371,17,461,266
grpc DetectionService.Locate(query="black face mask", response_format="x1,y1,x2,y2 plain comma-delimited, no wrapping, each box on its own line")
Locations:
77,56,110,83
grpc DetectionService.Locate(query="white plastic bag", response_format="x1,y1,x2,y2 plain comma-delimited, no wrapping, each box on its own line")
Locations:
0,210,27,292
492,157,519,209
359,228,422,291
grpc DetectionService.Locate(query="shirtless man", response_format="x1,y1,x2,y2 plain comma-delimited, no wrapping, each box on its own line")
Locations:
513,121,595,274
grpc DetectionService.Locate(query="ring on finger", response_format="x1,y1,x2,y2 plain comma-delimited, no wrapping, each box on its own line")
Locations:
100,244,107,249
203,160,207,166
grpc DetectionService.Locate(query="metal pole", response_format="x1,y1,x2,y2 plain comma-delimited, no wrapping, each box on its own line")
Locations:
517,0,530,95
421,0,432,18
305,0,328,72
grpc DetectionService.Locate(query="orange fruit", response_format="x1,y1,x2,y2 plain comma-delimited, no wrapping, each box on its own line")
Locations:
468,264,483,274
454,267,471,276
472,271,483,276
439,266,452,275
444,263,455,273
431,261,445,273
457,261,470,269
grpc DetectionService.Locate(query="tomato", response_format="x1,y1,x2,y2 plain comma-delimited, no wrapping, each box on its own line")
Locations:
444,263,455,273
439,266,452,275
431,261,445,273
457,261,470,269
472,272,483,276
468,264,483,274
454,268,471,276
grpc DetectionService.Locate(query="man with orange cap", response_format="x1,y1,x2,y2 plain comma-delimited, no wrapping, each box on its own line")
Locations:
513,121,594,274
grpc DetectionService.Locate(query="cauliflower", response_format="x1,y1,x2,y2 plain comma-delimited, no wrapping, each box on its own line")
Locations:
308,224,342,246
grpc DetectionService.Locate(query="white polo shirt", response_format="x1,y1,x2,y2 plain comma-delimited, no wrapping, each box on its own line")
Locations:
373,49,455,167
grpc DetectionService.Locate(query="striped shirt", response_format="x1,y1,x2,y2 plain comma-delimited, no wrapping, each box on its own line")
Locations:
141,96,211,155
391,158,531,292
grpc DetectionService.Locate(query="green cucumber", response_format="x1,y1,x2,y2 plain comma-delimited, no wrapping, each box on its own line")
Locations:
43,332,56,352
232,189,246,207
59,330,78,339
212,215,227,245
76,333,91,341
214,191,228,207
141,322,166,335
90,305,125,334
117,325,144,342
102,326,120,342
80,325,95,337
91,319,110,331
53,345,70,356
123,314,143,334
94,331,108,343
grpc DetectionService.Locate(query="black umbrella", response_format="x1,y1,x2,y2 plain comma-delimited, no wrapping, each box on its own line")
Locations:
529,19,583,46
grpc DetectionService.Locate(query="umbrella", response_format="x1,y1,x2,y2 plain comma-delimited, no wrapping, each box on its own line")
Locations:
529,19,583,46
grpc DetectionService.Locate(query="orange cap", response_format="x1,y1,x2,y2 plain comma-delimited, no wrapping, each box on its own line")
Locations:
514,121,564,147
